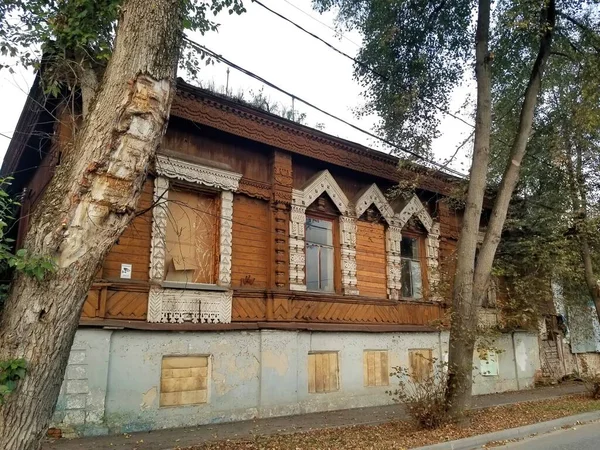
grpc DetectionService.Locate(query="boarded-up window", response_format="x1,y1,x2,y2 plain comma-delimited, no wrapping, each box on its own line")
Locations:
160,356,209,407
165,189,218,284
479,350,499,376
409,349,433,382
363,350,389,387
231,195,269,288
308,352,339,393
356,221,387,298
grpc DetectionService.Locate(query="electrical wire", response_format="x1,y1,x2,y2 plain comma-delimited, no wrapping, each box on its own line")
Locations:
184,37,468,178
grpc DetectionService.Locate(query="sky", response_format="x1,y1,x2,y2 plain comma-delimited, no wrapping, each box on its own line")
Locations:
0,0,474,175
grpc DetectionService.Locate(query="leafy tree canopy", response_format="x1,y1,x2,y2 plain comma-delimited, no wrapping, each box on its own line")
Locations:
0,0,246,93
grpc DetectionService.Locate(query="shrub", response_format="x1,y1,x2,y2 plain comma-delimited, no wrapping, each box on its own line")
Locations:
388,357,449,429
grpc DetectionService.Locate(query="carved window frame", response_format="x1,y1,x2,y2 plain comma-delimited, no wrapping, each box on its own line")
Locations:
289,170,357,294
354,186,440,301
147,154,242,323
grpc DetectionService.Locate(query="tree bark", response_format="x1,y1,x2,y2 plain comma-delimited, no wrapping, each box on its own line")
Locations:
445,0,556,418
471,0,555,307
0,1,183,449
445,0,492,418
567,144,600,323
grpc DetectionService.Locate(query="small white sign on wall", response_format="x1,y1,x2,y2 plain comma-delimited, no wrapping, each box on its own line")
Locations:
480,350,499,377
120,263,132,279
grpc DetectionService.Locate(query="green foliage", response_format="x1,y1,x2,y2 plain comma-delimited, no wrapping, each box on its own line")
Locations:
0,178,56,309
0,358,27,405
489,1,600,326
313,0,474,156
0,0,246,94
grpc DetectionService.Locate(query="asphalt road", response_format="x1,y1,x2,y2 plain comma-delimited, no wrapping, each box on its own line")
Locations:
497,421,600,450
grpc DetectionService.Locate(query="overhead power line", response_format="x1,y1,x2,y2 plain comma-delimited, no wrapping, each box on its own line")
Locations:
252,0,476,130
280,0,362,48
183,37,468,178
253,0,560,175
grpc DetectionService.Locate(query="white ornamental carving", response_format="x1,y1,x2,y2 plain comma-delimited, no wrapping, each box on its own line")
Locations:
155,154,241,191
148,156,240,323
386,226,403,300
339,216,359,295
354,184,396,224
426,222,441,300
147,286,232,324
395,195,433,232
289,171,355,292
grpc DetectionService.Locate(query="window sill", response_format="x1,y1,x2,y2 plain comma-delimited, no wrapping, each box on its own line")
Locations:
160,281,229,292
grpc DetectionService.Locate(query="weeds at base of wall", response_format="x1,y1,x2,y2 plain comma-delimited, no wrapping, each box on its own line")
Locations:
387,358,450,429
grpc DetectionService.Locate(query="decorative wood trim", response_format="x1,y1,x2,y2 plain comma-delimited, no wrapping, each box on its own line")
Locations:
148,156,241,323
238,177,271,200
148,286,232,324
426,222,441,300
79,318,441,333
292,170,350,214
271,150,293,289
155,154,241,191
386,225,403,300
355,184,397,225
289,170,357,294
171,85,464,198
396,195,433,232
339,216,359,295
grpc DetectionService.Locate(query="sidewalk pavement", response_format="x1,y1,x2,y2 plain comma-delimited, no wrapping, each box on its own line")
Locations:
43,382,586,450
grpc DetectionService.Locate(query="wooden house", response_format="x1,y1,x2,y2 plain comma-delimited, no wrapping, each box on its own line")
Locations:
3,79,540,436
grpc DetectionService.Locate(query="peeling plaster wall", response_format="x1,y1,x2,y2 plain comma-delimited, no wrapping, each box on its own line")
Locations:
52,328,539,436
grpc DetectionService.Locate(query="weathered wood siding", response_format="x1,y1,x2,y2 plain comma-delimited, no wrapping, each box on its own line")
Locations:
356,220,387,298
231,194,270,289
101,178,153,281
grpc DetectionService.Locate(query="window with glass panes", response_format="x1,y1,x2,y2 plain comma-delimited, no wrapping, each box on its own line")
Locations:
401,236,423,299
305,217,334,292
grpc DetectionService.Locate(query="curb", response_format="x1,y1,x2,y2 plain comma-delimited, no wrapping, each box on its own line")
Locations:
412,410,600,450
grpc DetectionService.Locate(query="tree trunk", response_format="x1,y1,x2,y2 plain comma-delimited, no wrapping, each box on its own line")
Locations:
445,0,492,418
471,0,555,307
0,1,183,449
445,0,556,417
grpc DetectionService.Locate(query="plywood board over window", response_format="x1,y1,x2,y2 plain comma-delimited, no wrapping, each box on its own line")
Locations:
164,189,218,284
308,352,339,393
160,356,209,407
356,220,387,298
363,350,389,386
409,349,433,382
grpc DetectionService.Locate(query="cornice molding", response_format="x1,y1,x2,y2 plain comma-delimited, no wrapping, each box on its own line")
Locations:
155,154,242,191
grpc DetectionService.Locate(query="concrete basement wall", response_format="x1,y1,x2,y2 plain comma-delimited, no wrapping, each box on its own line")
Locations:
51,329,539,437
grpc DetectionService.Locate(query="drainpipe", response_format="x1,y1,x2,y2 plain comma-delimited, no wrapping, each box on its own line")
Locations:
511,332,520,390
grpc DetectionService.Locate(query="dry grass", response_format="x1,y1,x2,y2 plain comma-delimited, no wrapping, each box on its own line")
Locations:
188,395,600,450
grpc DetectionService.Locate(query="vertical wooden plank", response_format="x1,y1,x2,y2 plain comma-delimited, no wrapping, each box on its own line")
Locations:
98,287,108,319
363,351,369,387
380,351,389,386
329,352,338,391
314,353,324,393
367,351,375,386
308,353,316,394
374,351,382,386
322,352,331,392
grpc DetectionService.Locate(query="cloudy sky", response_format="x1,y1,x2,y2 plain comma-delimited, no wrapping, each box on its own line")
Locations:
0,0,474,174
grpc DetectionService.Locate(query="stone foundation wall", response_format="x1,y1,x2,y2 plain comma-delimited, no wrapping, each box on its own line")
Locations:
52,329,540,437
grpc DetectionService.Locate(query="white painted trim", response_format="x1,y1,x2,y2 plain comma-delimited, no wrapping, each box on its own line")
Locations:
155,154,241,191
354,184,396,225
289,170,357,294
395,195,433,232
148,156,240,323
